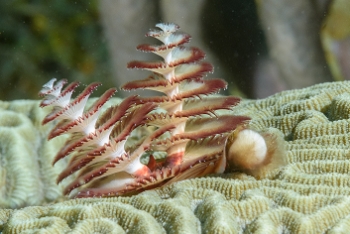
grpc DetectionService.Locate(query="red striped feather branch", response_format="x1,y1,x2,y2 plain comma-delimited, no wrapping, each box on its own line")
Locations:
39,23,251,198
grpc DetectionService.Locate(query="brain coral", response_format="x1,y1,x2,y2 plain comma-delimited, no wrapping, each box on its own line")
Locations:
2,81,350,233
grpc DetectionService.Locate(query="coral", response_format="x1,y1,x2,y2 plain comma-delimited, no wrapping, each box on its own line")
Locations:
0,99,65,209
2,81,350,233
0,98,121,209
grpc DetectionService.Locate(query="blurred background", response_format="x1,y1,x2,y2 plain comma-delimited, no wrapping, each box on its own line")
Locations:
0,0,349,100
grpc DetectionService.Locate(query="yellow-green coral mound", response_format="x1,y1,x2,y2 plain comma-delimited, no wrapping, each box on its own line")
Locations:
0,100,67,208
2,81,350,233
0,98,122,208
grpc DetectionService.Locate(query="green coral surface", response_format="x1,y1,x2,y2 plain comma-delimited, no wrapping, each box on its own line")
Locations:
2,81,350,233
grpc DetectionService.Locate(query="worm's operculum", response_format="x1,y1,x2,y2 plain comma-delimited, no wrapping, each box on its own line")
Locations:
225,127,286,179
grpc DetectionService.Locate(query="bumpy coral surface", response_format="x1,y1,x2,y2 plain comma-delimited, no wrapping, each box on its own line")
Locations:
0,99,66,209
2,81,350,233
0,98,122,209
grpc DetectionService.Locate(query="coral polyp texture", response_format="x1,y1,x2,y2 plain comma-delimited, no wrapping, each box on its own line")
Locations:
38,23,249,198
3,81,350,232
2,81,350,233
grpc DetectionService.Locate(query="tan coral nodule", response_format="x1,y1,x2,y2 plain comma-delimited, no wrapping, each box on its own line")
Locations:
226,128,268,170
225,126,287,179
